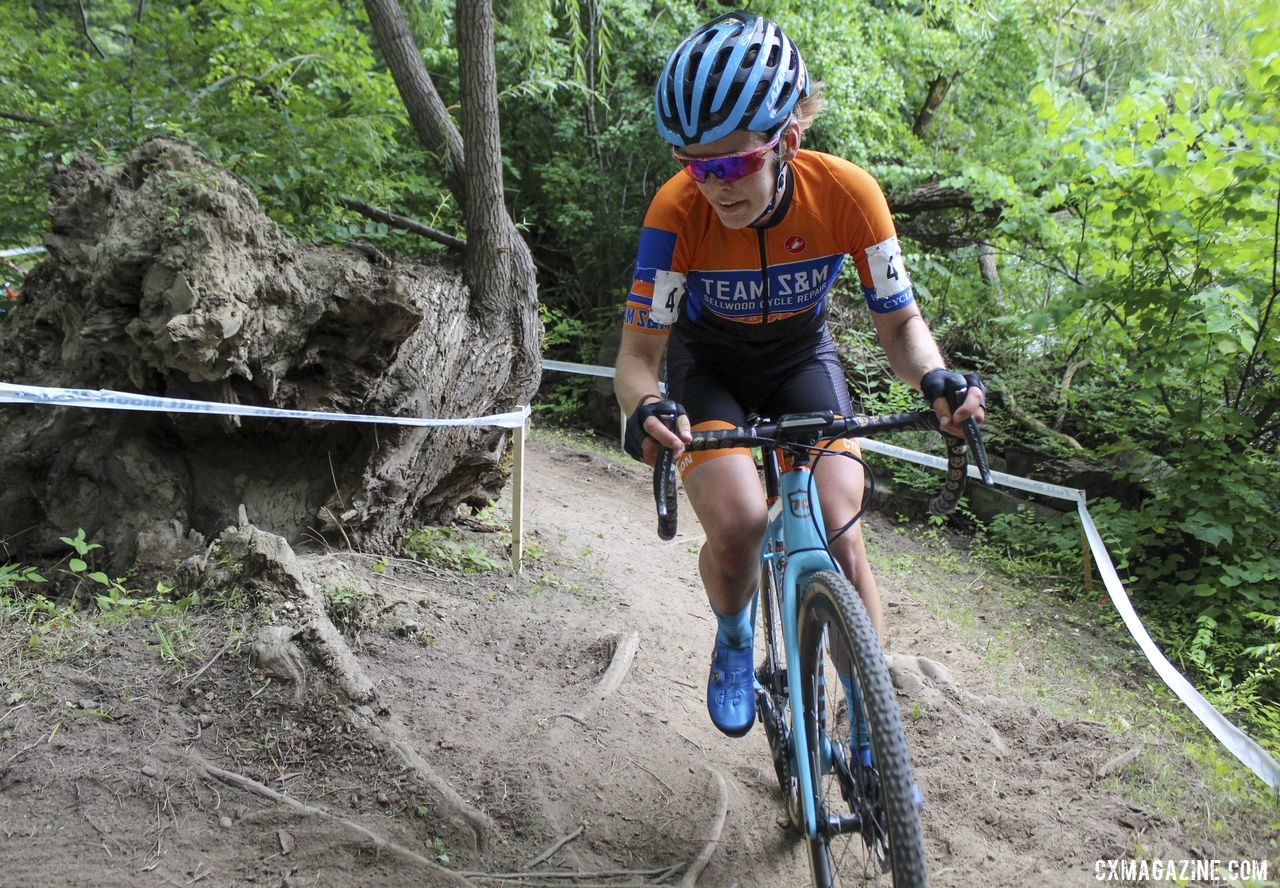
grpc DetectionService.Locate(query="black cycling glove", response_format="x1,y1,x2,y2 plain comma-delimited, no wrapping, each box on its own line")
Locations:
624,397,686,462
920,368,986,411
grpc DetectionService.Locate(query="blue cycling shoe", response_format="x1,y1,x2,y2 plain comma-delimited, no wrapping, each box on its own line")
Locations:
707,639,756,738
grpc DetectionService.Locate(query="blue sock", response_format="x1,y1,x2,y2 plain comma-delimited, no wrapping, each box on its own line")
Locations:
712,604,753,649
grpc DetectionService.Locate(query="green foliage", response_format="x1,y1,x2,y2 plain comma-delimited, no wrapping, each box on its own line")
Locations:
401,527,502,573
978,504,1083,581
0,562,46,591
0,562,58,627
55,529,195,619
952,21,1280,740
1,532,201,669
1044,0,1273,108
150,619,200,669
320,581,368,633
0,1,451,244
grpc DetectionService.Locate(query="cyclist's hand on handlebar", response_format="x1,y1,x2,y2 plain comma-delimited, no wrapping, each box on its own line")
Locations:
921,368,987,438
624,396,692,467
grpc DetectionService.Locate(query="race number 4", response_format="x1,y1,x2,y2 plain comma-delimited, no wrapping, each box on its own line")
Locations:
650,269,687,325
866,236,911,297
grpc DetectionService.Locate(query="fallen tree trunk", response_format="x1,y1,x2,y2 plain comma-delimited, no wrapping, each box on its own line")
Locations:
0,138,539,570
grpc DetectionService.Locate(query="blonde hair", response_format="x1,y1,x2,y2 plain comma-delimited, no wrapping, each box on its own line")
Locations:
792,82,827,133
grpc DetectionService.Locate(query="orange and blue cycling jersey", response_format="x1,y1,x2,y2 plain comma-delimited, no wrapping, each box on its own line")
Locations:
625,149,913,350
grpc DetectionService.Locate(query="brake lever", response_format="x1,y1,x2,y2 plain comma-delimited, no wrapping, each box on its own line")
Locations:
650,401,681,541
962,417,994,487
655,446,677,540
942,380,993,488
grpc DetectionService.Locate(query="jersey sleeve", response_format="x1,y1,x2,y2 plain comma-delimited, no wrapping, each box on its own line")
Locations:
825,158,916,314
625,176,694,335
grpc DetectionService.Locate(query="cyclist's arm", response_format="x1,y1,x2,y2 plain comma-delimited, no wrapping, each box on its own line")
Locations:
614,326,691,459
870,303,985,434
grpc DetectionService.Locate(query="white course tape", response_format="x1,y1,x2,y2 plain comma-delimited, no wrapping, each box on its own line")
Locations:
863,435,1280,788
0,382,530,429
1077,502,1280,788
860,438,1085,502
8,361,1279,784
544,359,615,379
0,246,46,258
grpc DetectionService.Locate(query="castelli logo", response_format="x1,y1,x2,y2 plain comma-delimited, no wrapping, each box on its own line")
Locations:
784,235,806,254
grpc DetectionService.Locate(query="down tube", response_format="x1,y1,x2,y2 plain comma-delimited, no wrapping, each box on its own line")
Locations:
778,466,842,840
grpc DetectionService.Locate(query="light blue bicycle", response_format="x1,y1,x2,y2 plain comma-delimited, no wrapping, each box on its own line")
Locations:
652,405,991,887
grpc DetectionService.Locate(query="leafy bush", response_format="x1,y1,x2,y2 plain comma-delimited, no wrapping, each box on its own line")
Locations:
959,25,1280,743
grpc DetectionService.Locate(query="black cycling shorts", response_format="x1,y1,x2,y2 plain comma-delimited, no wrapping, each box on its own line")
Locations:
666,327,858,428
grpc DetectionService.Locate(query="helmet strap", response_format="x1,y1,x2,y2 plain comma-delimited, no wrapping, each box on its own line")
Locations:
749,143,790,228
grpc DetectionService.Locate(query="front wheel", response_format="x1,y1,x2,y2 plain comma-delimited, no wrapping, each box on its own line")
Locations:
798,571,927,887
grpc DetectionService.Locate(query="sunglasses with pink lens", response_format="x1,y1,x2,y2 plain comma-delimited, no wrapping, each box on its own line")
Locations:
673,133,782,184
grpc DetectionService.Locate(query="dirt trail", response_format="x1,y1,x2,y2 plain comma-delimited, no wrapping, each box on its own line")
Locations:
0,431,1273,887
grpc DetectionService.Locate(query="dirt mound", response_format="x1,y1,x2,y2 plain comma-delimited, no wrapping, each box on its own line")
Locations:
0,433,1274,887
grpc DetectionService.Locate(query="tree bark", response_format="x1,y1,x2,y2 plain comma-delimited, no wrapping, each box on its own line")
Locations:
455,0,541,399
361,0,541,411
887,182,1006,252
362,0,467,204
912,72,958,138
978,241,1004,304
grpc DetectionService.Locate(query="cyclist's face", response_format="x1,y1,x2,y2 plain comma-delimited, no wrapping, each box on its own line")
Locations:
682,128,793,229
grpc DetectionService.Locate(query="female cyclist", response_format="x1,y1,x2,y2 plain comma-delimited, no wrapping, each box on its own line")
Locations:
614,12,985,739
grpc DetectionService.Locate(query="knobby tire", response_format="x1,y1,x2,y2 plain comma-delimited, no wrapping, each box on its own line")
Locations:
798,571,927,888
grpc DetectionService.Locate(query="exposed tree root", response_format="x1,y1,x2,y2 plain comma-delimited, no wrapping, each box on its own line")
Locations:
1005,389,1084,450
198,520,496,852
347,706,497,852
555,631,642,727
249,625,306,703
593,631,641,701
525,824,585,868
190,753,478,887
679,767,728,887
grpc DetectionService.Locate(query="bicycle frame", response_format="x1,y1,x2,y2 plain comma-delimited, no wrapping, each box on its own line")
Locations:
760,451,841,840
650,404,989,885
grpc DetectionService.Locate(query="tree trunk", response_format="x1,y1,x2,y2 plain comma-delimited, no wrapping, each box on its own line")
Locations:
363,0,541,410
912,72,958,138
456,0,541,400
362,0,467,203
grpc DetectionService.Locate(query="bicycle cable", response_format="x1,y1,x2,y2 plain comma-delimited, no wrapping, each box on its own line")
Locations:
782,437,876,574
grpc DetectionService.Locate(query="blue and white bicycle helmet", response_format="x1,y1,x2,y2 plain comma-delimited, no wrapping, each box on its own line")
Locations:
655,12,809,146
